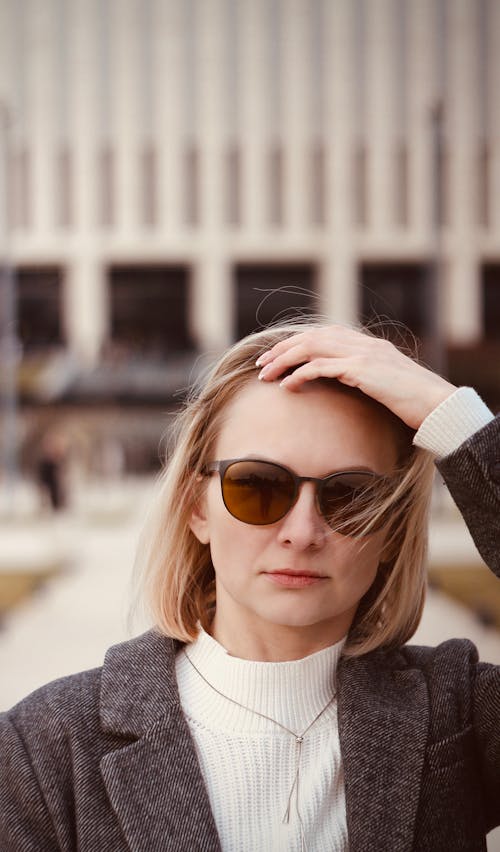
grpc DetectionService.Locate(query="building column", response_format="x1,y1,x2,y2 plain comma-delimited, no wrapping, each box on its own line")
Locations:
64,256,107,365
366,0,396,233
240,0,268,232
445,253,481,344
190,255,233,351
322,252,358,327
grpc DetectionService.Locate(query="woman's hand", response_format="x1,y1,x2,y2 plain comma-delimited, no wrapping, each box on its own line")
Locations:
256,325,457,430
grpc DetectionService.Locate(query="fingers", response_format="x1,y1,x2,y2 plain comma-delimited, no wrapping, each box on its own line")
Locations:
257,343,316,382
277,359,354,390
256,326,352,381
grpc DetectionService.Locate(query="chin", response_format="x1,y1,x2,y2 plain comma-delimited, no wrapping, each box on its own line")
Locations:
261,605,341,630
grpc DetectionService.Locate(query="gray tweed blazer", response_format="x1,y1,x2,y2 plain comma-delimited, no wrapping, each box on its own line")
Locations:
1,417,500,852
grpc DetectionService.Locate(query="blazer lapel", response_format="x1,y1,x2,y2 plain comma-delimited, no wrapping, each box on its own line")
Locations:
337,650,429,852
100,712,220,851
98,631,221,852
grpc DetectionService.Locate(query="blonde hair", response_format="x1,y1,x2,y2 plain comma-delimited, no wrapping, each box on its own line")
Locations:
134,321,435,657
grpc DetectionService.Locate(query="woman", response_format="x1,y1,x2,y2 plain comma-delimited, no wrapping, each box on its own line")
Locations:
1,323,499,852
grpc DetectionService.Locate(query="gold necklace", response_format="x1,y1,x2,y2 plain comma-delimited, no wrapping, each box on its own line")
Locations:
183,649,336,852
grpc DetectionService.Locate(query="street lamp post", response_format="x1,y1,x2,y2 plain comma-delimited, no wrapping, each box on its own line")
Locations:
425,100,446,377
0,101,19,516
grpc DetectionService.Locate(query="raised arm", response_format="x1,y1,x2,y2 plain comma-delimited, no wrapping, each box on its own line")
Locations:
257,325,499,573
436,416,500,576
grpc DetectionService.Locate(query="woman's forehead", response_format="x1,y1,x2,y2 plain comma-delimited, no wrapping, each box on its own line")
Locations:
214,378,400,473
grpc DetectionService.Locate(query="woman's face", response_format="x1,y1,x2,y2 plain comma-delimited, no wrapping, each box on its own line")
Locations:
190,378,400,659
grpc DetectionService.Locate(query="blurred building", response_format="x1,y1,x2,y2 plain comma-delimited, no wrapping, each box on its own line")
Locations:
0,0,499,472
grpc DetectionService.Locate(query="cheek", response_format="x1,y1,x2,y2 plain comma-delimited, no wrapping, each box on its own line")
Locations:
332,532,385,585
206,506,257,575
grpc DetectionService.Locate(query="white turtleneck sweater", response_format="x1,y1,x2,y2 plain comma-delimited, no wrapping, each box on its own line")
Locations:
174,388,494,852
176,627,347,852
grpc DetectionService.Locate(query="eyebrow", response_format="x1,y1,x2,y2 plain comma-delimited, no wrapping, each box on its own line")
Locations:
240,454,380,477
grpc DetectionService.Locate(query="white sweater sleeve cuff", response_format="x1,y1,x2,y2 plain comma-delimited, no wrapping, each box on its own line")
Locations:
413,387,494,458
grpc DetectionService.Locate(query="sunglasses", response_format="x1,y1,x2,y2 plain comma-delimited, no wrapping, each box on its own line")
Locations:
204,458,390,534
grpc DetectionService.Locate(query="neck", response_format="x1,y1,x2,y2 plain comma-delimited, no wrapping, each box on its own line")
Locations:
210,612,349,662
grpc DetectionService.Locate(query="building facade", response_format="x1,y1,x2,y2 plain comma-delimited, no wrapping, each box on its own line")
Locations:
0,0,499,406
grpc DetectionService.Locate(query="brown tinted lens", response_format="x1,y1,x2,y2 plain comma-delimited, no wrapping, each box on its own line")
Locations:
320,472,381,534
222,461,296,524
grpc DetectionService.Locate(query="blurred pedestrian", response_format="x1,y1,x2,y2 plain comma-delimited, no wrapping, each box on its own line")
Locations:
36,431,68,512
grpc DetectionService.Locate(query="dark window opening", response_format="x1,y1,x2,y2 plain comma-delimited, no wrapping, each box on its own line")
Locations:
359,263,430,349
235,264,317,340
17,267,64,352
483,265,500,341
109,265,193,358
447,341,500,414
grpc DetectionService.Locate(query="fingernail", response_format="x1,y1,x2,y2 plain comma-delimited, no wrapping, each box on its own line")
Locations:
258,365,272,380
255,353,271,367
279,377,289,388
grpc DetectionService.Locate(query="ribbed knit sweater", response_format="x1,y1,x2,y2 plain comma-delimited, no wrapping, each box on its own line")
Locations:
176,628,347,852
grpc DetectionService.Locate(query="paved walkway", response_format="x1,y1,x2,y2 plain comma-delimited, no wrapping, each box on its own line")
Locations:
1,478,499,849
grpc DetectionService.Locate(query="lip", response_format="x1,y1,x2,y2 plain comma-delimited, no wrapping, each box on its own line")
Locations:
263,570,327,588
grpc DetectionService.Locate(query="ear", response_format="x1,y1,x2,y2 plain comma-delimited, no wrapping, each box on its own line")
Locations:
189,492,211,545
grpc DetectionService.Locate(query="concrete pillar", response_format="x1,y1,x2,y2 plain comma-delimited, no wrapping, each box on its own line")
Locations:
281,0,308,232
408,0,437,237
325,0,357,325
155,0,183,232
365,0,396,232
240,0,267,232
30,1,55,235
114,0,139,233
198,0,225,231
445,255,481,343
322,253,359,327
65,256,107,365
190,256,233,350
447,0,477,235
73,0,99,237
445,0,480,343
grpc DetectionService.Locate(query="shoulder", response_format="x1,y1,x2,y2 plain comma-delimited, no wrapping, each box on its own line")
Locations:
0,666,104,773
350,637,481,679
1,630,172,738
385,638,498,717
356,638,485,700
397,636,480,670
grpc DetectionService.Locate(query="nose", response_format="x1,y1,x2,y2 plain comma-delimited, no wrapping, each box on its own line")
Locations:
277,482,326,550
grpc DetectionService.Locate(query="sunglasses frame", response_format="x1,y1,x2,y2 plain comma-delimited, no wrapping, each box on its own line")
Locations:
204,457,387,528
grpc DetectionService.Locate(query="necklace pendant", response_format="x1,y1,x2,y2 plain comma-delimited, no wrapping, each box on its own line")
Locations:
296,735,304,743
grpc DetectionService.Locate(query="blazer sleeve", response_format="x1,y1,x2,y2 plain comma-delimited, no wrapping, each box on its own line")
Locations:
436,416,500,830
0,714,60,851
473,661,500,832
436,414,500,576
